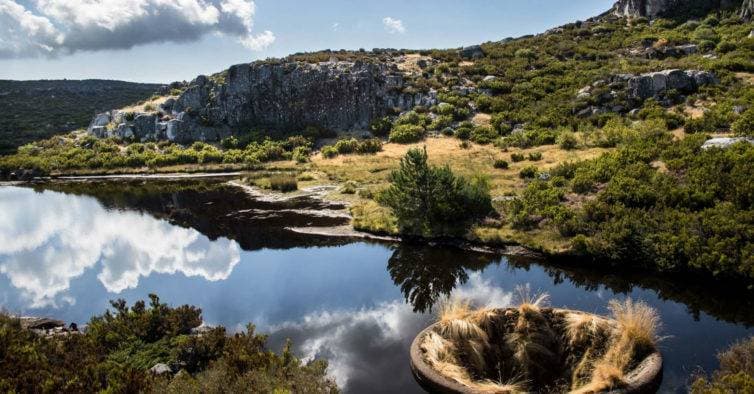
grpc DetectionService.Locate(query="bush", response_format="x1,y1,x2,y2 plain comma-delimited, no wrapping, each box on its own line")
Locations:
269,174,298,192
292,146,310,163
511,153,525,162
379,148,493,237
321,146,338,158
389,125,426,143
692,337,754,393
355,138,383,154
528,152,543,161
0,295,336,393
732,109,754,136
493,159,509,169
558,132,579,150
519,165,539,179
470,126,498,145
334,138,359,154
370,117,393,136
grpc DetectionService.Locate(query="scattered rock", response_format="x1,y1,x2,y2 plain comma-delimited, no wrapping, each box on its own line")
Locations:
150,363,172,375
701,137,754,149
458,45,485,59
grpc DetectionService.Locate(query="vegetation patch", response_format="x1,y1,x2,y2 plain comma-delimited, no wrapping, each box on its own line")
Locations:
415,295,661,393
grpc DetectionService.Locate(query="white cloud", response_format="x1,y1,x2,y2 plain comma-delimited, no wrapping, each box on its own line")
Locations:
382,16,405,34
0,0,274,58
239,29,274,50
0,187,240,308
331,22,339,32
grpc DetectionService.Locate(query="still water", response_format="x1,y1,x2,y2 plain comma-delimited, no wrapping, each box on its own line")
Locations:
0,179,752,393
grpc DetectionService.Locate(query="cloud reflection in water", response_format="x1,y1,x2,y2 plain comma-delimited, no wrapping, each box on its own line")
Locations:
0,187,240,308
267,273,513,392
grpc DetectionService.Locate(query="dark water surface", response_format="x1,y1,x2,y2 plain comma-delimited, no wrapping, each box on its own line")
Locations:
1,179,753,393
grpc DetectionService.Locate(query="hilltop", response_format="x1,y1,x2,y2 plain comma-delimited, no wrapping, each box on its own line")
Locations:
0,79,161,155
1,0,753,293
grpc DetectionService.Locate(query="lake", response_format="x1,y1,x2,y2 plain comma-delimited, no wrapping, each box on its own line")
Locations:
1,179,752,393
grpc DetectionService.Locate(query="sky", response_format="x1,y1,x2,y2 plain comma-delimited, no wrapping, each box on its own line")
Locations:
0,0,615,83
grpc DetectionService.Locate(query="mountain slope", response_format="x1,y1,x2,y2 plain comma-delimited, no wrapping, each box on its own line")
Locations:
0,80,161,155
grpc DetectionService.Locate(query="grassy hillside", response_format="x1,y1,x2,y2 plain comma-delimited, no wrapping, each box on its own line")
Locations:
1,8,753,285
0,80,161,155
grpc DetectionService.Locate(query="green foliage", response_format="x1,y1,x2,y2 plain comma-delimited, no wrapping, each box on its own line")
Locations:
528,152,543,161
732,109,754,136
369,117,393,136
0,295,336,393
558,132,579,150
692,337,754,393
320,138,383,159
519,165,539,179
493,159,509,169
389,125,426,144
511,153,525,162
0,134,312,175
508,180,565,229
379,148,493,237
470,125,498,144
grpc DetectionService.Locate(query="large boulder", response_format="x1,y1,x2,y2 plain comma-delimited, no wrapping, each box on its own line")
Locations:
87,112,111,134
458,45,485,60
627,69,717,100
702,137,754,149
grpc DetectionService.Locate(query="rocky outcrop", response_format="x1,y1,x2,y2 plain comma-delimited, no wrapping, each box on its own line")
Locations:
458,45,485,60
612,0,739,18
90,60,437,143
742,0,754,18
575,69,717,116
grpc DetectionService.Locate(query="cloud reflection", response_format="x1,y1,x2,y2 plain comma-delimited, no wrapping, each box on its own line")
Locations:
0,187,240,308
267,273,513,391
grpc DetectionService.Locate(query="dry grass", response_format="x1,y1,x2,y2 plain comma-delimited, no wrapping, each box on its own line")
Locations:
421,297,661,394
571,299,660,393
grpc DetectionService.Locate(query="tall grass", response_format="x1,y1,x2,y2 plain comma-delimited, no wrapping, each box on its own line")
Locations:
269,174,298,192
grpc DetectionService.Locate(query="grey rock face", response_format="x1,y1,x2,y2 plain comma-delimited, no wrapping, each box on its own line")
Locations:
743,0,754,19
612,0,737,18
87,112,110,134
162,61,435,141
627,69,717,100
458,45,485,59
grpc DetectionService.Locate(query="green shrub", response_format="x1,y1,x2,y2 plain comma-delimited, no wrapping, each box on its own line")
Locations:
321,146,338,158
470,126,498,145
379,148,493,237
511,153,525,162
0,295,336,393
389,125,426,143
292,146,310,163
519,165,538,179
732,109,754,136
493,159,509,169
528,152,543,161
558,132,579,150
355,138,383,154
334,138,359,154
370,117,393,136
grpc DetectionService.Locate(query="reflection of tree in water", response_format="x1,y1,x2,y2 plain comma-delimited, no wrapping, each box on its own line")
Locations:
387,244,497,313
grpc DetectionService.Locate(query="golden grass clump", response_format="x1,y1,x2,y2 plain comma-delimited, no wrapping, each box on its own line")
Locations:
571,298,661,393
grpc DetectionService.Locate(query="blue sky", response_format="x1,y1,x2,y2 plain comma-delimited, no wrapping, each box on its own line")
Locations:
0,0,614,83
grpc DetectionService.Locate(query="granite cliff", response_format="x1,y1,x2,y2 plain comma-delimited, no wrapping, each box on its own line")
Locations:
89,60,437,143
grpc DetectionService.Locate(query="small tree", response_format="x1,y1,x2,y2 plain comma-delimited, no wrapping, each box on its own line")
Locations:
379,148,493,237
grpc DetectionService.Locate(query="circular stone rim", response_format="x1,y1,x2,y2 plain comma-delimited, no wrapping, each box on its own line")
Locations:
409,308,663,394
